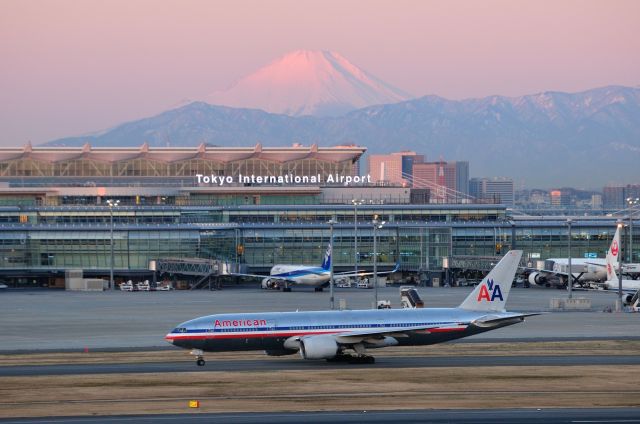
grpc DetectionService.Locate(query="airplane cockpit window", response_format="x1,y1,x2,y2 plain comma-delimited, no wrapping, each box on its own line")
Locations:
174,327,187,333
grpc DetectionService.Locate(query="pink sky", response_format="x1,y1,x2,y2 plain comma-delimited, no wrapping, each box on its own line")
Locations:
0,0,638,145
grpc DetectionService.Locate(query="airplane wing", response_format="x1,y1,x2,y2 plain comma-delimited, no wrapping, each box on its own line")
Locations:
333,323,470,344
521,266,568,277
334,263,401,279
293,312,539,347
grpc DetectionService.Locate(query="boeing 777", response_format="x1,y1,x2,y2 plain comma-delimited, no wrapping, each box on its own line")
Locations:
166,250,536,365
601,226,640,304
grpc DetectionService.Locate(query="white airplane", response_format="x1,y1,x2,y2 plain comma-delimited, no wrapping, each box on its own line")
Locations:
526,228,640,288
602,226,640,304
242,243,399,292
166,250,537,366
526,258,606,287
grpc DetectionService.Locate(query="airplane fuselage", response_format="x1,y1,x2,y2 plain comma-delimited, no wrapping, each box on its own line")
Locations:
269,265,330,287
603,279,640,292
165,308,522,354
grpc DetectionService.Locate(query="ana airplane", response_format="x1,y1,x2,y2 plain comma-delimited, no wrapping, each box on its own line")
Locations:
246,243,398,291
166,250,536,366
602,226,640,304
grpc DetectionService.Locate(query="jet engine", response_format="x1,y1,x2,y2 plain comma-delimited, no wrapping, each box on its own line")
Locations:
528,272,547,287
621,292,635,306
261,278,278,290
299,335,339,360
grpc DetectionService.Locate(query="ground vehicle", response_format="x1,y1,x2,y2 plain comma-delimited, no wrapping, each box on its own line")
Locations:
156,281,174,291
335,278,352,288
357,278,372,289
119,281,134,291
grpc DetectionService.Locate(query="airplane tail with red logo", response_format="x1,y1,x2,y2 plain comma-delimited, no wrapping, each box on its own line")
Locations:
459,250,523,312
605,226,621,281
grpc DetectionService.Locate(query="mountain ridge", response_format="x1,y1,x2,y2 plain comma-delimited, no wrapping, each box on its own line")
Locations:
45,85,640,188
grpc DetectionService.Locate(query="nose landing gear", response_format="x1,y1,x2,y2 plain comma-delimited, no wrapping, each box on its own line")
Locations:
190,349,205,366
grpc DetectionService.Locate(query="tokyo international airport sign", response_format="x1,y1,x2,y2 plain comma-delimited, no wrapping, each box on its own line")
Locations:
195,173,372,186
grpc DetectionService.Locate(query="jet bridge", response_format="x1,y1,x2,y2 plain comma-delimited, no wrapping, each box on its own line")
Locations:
151,258,244,290
450,255,505,272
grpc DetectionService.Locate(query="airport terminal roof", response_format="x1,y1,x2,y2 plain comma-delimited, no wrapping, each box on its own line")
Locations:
0,142,367,164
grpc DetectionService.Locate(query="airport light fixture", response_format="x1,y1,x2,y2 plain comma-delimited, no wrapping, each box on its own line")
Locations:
351,199,364,278
107,199,120,290
617,220,624,310
328,218,338,310
566,218,572,299
372,216,386,308
626,197,639,263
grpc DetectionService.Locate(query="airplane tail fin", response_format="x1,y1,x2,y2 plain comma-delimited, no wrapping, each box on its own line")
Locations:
606,226,621,281
321,242,332,270
459,250,523,312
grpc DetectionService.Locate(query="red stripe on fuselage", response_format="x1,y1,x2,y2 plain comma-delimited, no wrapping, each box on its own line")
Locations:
165,326,468,342
165,330,339,341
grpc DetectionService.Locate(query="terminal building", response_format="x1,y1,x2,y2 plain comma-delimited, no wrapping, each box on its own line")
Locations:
0,143,635,288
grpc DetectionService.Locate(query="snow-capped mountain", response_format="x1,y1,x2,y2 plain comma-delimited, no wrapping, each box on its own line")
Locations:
47,85,640,187
203,50,412,116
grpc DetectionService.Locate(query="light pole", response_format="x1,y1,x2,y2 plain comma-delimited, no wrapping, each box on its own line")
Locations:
626,197,639,263
351,199,364,278
566,218,572,299
328,218,338,310
617,220,624,310
372,215,386,308
107,199,120,290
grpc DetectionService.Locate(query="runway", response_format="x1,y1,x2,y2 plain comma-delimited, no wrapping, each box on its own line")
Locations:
1,288,639,352
3,354,640,377
0,408,639,424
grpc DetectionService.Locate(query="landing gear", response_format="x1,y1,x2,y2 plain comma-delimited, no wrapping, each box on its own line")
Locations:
351,355,375,364
314,287,323,292
190,349,205,367
282,287,292,292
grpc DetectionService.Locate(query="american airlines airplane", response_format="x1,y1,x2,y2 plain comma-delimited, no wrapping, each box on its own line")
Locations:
166,250,536,365
245,243,399,291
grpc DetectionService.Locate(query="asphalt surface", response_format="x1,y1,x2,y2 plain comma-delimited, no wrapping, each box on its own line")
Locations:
0,409,639,424
2,354,640,377
1,287,638,351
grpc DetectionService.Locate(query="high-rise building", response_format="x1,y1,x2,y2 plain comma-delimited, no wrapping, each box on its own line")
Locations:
469,177,514,206
550,190,571,208
412,161,469,202
368,151,424,185
603,185,640,210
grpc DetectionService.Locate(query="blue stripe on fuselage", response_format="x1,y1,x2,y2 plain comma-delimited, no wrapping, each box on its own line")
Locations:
172,321,462,334
272,267,327,278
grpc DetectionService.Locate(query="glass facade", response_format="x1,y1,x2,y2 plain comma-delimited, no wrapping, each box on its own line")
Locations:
0,204,633,282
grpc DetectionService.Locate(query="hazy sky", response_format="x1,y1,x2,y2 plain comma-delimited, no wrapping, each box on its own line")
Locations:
1,0,638,145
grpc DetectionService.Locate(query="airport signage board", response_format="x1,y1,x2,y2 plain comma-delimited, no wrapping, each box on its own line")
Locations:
530,253,540,258
584,252,597,258
195,173,372,186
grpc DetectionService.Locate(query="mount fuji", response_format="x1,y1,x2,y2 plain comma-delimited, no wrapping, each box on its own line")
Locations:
203,50,412,117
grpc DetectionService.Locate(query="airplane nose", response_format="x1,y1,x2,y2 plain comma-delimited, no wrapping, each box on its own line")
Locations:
164,333,175,344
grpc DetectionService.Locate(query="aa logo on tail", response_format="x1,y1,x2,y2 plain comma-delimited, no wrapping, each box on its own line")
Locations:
477,279,504,302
